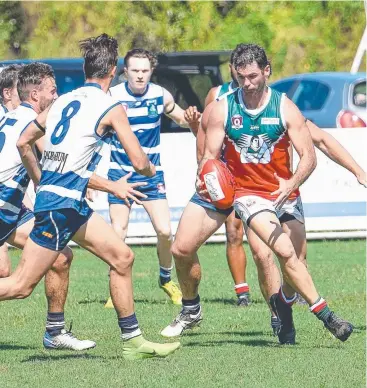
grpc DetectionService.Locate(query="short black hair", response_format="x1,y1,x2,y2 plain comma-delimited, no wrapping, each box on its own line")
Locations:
0,64,22,101
124,48,157,69
232,44,270,72
17,62,55,101
79,33,118,79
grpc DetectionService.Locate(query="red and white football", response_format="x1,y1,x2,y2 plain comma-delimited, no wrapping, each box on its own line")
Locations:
199,159,235,209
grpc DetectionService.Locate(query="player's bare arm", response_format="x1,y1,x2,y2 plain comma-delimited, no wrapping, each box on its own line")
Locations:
163,88,201,134
272,97,317,209
17,116,47,186
196,99,226,196
101,104,156,177
198,100,226,173
196,100,216,162
307,119,366,187
204,86,219,107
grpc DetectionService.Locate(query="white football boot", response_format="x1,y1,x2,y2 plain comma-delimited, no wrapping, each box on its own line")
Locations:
161,307,203,337
43,326,96,351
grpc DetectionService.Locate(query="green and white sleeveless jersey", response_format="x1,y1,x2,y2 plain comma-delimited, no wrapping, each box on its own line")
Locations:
215,81,237,99
222,87,299,200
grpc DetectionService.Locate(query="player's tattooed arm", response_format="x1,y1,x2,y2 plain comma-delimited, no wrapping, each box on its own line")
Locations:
163,87,201,132
17,107,50,186
103,104,156,177
272,97,317,209
307,119,366,187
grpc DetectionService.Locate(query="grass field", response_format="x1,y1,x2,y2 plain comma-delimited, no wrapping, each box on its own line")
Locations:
0,240,365,388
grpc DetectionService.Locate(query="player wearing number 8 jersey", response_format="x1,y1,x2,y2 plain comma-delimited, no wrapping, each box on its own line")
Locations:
0,62,96,350
1,34,180,360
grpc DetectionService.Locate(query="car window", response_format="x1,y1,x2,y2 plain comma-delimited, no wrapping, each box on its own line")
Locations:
152,72,213,133
352,81,366,108
54,70,85,95
292,80,330,111
271,80,297,98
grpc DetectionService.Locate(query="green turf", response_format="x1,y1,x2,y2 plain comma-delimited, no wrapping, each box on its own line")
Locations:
0,240,365,388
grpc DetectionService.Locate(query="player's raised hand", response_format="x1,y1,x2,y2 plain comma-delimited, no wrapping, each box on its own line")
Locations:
271,173,295,210
185,106,201,135
184,106,201,124
113,172,148,207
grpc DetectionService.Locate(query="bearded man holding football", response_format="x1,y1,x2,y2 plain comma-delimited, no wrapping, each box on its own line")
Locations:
161,43,353,344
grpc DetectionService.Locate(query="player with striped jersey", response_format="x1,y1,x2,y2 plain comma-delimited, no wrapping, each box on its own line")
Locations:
105,48,200,308
0,62,95,350
0,64,21,118
0,65,36,277
0,64,23,278
10,34,180,360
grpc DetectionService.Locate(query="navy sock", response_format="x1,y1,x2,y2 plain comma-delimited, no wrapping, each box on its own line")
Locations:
118,313,141,340
182,295,201,315
46,312,65,336
159,266,172,285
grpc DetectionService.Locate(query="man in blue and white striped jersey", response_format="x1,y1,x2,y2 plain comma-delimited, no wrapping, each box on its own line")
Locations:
0,64,23,277
106,49,201,308
0,62,95,350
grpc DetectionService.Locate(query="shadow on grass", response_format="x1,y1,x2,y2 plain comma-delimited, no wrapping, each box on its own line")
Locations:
22,353,102,363
185,330,267,337
0,342,36,350
184,339,343,349
353,325,366,332
201,298,265,305
77,298,265,306
184,338,274,347
78,298,170,305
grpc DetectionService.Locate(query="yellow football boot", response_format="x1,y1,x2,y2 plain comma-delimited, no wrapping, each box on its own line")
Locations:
159,280,182,305
104,297,114,309
122,335,181,360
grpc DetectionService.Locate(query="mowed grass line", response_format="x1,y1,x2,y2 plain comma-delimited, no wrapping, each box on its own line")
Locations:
0,240,365,388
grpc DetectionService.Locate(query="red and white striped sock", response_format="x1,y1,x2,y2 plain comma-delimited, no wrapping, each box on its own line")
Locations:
309,297,331,322
309,297,327,313
235,283,250,297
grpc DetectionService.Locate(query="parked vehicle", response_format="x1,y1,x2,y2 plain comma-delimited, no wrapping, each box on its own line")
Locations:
0,51,230,132
271,72,366,128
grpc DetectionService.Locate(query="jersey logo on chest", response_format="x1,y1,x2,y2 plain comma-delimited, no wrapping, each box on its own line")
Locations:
231,114,243,129
234,133,274,164
147,99,158,118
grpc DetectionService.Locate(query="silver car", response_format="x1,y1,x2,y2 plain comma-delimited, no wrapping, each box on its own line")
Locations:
271,72,366,128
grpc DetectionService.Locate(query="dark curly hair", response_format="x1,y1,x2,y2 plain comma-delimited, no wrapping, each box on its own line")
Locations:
232,43,271,74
